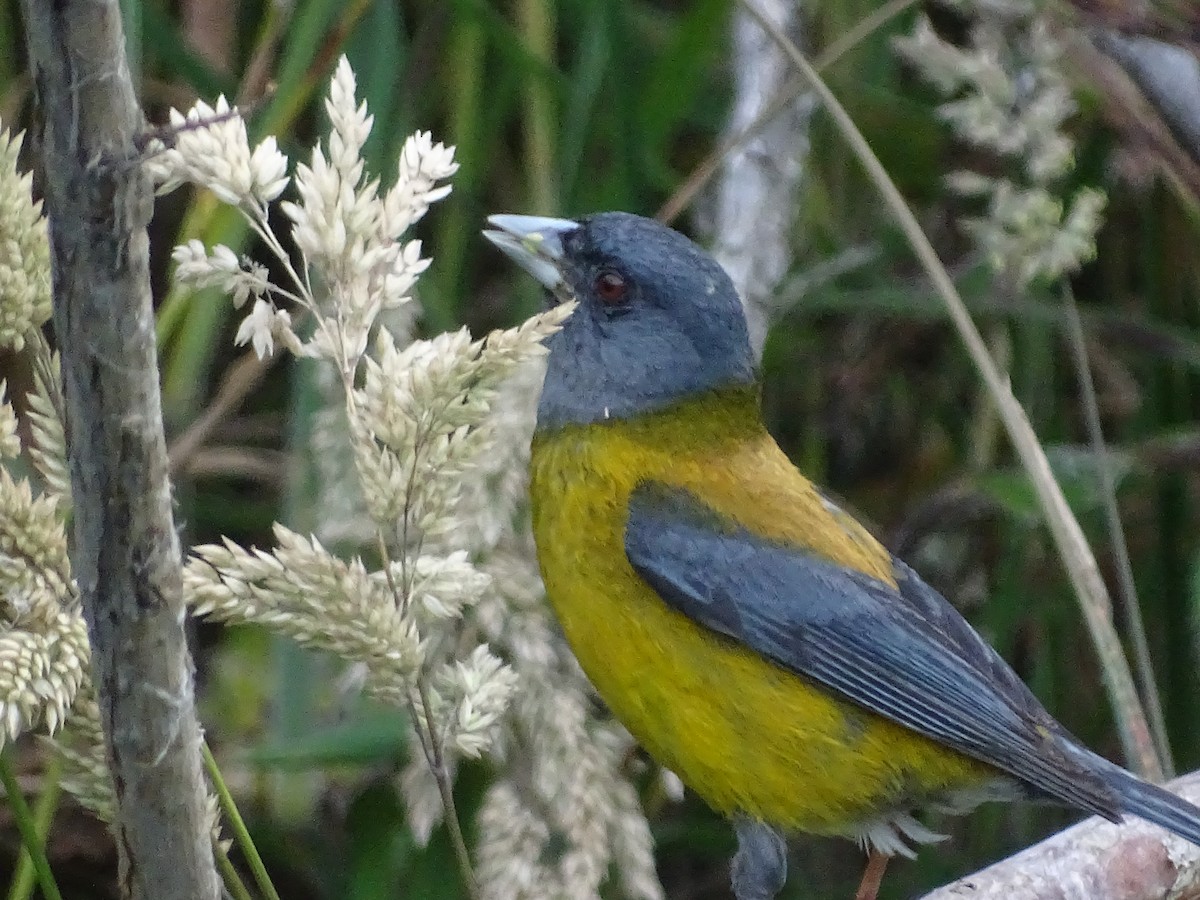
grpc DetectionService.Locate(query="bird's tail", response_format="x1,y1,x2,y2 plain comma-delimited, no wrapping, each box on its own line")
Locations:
1070,745,1200,846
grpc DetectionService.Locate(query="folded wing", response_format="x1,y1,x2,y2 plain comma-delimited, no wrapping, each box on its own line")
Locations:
623,481,1120,821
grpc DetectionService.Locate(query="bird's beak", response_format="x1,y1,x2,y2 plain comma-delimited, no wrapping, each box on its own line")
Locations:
483,214,581,303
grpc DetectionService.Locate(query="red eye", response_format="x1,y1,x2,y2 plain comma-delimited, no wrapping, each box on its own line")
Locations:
593,270,628,305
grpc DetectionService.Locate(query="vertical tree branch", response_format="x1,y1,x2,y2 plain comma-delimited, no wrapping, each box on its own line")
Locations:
20,2,221,898
711,0,813,358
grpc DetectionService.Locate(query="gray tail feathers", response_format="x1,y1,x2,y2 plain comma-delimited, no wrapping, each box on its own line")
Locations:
1070,745,1200,846
1109,768,1200,845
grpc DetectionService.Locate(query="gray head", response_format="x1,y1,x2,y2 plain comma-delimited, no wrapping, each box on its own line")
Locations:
483,211,756,429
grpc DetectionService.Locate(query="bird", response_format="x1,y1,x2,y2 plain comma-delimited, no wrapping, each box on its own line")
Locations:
482,210,1200,900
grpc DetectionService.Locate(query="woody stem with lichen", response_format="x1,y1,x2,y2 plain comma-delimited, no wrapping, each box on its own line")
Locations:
20,0,222,897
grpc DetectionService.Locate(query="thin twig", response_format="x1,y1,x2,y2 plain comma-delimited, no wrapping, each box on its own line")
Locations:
182,445,290,484
739,0,1162,779
166,201,325,477
168,350,273,474
235,1,288,108
656,0,919,225
1062,285,1173,776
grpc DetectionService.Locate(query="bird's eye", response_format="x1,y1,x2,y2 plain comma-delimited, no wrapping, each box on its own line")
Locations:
593,269,628,305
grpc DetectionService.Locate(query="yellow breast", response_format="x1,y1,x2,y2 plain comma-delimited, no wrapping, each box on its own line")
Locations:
530,389,994,834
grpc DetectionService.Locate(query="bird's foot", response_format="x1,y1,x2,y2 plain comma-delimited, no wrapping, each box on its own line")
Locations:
731,818,787,900
852,850,889,900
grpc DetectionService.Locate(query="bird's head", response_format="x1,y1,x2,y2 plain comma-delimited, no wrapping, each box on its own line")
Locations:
484,211,757,429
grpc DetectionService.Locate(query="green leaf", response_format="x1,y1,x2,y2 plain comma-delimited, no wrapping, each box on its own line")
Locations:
345,781,408,900
247,711,409,769
558,1,610,208
634,0,727,159
975,445,1134,525
346,1,408,172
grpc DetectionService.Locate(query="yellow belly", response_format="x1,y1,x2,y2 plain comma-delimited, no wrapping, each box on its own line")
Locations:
530,402,994,834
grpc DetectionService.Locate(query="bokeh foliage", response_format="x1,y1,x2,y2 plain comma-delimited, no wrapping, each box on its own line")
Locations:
2,0,1199,897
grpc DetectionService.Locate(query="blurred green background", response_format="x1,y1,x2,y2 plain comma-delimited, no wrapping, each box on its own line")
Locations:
2,0,1199,897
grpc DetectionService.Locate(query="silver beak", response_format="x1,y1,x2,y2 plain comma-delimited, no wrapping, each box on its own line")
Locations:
483,214,581,302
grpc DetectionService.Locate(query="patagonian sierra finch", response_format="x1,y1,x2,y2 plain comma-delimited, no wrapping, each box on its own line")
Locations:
483,210,1200,900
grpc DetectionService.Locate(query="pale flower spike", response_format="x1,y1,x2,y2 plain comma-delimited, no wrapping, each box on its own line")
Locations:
24,335,71,503
233,298,293,359
0,125,52,352
1,64,659,900
172,240,271,309
0,120,90,767
44,687,117,822
894,6,1105,288
150,57,658,899
157,56,461,369
147,95,289,207
0,437,88,751
0,382,20,459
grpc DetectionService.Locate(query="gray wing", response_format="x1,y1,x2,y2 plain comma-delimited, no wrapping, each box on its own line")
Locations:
623,481,1119,820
